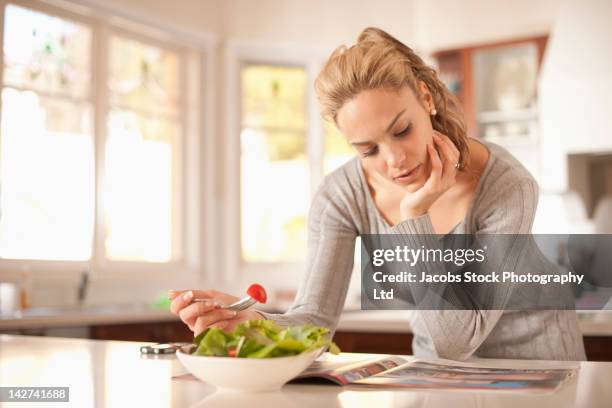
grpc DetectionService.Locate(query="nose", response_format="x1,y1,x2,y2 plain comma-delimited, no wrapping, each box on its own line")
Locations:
385,148,407,169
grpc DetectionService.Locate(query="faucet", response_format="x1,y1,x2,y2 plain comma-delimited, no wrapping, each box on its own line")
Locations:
77,268,90,306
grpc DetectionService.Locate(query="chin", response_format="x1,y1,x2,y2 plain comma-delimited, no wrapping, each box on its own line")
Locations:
399,180,424,193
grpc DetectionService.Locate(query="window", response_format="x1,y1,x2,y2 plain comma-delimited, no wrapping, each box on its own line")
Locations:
229,46,359,281
0,4,94,261
0,1,203,276
240,64,308,263
105,35,183,263
323,120,353,175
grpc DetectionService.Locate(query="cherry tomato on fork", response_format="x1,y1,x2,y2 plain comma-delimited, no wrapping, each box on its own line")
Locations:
247,284,267,304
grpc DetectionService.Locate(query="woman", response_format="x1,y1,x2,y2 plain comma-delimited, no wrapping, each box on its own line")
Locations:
169,28,586,361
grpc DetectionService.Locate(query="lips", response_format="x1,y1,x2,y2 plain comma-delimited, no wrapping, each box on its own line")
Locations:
393,164,421,184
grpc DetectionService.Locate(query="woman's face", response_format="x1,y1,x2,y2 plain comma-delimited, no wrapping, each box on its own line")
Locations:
336,84,434,193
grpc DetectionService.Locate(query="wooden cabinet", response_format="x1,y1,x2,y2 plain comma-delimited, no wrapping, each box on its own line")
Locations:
433,36,548,139
333,331,413,356
334,331,612,362
86,322,612,362
434,36,548,179
583,336,612,362
90,320,192,343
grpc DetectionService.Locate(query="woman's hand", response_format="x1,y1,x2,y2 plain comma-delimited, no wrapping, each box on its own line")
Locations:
168,289,265,337
399,131,460,219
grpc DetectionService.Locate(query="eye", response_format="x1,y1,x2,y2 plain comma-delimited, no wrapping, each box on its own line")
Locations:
394,123,412,138
362,145,379,157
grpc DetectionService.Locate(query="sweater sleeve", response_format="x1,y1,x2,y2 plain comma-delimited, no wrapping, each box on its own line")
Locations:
256,180,358,331
387,177,539,360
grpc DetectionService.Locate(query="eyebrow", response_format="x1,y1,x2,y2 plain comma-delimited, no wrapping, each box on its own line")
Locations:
350,109,406,146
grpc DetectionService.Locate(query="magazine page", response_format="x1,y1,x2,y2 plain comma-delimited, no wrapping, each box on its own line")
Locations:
293,354,409,385
353,358,579,393
413,357,581,371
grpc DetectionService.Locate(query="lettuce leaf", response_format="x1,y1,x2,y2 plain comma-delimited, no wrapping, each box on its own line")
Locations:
193,320,340,358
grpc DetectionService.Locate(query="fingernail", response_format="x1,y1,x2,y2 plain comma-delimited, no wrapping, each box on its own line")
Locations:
230,310,237,317
183,291,193,301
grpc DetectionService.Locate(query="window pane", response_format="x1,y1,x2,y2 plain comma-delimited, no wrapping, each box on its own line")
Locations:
240,129,308,262
240,64,308,263
104,110,181,262
323,120,354,174
241,65,306,130
0,88,94,260
108,36,180,115
2,4,92,98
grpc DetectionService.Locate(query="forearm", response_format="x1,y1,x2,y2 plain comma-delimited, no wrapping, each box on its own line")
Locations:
382,178,538,359
256,182,358,332
255,307,338,329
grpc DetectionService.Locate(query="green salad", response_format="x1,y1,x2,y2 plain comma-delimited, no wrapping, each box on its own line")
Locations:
193,320,340,358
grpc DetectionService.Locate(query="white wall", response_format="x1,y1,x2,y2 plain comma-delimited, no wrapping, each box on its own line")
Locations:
73,0,222,39
73,0,565,59
539,0,612,192
220,0,418,51
414,0,564,52
72,0,565,57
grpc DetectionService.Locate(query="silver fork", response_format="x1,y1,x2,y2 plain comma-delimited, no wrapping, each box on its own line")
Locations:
193,295,257,312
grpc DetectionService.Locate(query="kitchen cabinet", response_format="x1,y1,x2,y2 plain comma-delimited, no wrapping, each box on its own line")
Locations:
433,36,548,179
4,308,612,361
90,320,192,343
333,330,612,362
333,331,412,355
86,320,612,362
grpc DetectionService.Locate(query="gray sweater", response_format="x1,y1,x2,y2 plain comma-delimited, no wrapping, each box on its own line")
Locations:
259,140,587,361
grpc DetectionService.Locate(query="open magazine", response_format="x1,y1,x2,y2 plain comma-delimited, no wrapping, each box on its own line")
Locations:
291,354,579,394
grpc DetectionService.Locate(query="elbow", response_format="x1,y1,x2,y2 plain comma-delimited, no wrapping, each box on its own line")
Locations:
285,307,338,331
427,311,493,361
433,345,477,362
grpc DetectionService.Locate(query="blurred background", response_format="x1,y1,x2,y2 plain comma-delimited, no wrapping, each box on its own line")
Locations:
0,0,611,359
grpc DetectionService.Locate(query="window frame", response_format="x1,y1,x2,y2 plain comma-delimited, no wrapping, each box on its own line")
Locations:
95,25,189,276
0,0,216,284
224,40,330,288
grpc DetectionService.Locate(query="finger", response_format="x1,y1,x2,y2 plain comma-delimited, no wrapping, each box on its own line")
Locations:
423,143,443,191
434,131,460,158
434,132,460,172
427,143,443,180
433,133,456,165
209,320,231,332
170,290,195,315
440,133,461,159
193,310,238,337
433,134,457,179
167,289,184,300
188,289,224,302
179,300,220,329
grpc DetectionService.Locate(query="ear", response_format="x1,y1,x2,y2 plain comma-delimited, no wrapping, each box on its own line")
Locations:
418,81,434,110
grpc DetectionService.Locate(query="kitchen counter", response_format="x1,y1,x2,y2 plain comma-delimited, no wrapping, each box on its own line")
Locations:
0,304,178,330
1,334,611,407
2,305,612,336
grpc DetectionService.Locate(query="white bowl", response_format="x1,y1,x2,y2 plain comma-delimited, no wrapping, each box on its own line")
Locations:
176,345,323,392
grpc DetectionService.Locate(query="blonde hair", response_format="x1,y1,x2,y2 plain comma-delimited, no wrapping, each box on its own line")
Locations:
315,27,470,171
